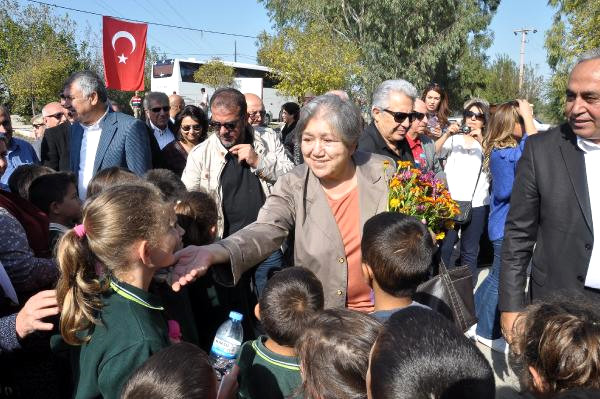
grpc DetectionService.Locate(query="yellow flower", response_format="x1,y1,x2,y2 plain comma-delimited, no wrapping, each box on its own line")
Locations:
389,178,401,188
436,232,446,240
390,198,400,208
397,161,412,168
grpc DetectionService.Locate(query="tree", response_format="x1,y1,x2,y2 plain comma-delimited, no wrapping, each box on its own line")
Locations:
257,23,361,98
544,0,600,122
0,0,84,116
472,55,546,117
193,59,236,90
258,0,500,106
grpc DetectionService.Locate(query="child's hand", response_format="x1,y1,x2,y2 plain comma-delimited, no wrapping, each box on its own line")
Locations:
217,364,240,399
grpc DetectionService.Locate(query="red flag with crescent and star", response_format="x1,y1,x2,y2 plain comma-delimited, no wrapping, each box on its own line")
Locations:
102,16,147,91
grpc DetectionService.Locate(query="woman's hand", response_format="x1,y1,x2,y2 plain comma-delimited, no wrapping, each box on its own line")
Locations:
515,99,538,134
170,244,229,291
469,128,483,144
516,99,533,118
428,124,443,139
446,123,460,136
15,290,59,339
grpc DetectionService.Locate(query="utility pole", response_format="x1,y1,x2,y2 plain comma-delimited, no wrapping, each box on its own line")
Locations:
514,27,537,94
234,40,237,62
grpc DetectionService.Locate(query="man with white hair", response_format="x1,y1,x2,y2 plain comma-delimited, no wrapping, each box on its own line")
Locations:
358,79,417,164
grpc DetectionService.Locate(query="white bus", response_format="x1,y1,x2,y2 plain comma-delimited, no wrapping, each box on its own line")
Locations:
150,58,295,123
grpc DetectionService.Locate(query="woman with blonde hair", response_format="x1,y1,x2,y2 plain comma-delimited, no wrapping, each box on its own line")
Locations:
472,99,537,353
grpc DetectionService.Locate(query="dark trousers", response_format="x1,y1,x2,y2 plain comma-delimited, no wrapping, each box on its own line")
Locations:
440,205,489,278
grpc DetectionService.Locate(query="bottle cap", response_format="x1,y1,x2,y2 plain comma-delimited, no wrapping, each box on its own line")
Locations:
229,311,243,321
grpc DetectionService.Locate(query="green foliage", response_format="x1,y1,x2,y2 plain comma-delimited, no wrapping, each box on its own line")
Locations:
193,59,236,90
258,0,501,107
544,0,600,122
0,0,84,116
257,23,361,98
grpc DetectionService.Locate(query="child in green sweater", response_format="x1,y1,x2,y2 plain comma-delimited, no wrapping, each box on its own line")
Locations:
236,267,324,399
55,183,184,399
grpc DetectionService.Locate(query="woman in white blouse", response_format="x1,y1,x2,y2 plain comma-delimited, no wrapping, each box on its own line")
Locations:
435,98,490,277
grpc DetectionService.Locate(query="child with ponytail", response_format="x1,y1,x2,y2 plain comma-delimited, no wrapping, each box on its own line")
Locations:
55,183,184,399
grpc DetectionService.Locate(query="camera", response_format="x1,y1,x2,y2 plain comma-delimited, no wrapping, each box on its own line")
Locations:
460,125,471,134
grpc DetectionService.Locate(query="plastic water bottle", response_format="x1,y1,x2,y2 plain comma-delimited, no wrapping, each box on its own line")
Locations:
209,311,244,379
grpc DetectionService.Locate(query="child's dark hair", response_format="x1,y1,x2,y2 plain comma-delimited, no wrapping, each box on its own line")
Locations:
361,212,434,297
512,297,600,394
56,183,172,345
174,191,218,246
259,267,324,347
120,342,216,399
295,308,381,399
144,168,188,203
8,164,54,199
28,172,77,214
86,167,141,198
370,307,495,399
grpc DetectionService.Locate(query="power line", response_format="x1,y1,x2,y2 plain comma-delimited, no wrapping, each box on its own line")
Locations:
25,0,259,39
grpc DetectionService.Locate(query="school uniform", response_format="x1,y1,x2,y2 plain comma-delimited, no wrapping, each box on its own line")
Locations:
236,335,302,399
72,279,170,399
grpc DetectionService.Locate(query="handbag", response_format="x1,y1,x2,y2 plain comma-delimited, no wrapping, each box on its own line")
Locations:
452,154,483,225
414,260,477,332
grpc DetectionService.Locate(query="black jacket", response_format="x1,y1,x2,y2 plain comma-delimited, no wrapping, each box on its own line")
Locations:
357,122,414,165
41,121,71,171
500,123,598,312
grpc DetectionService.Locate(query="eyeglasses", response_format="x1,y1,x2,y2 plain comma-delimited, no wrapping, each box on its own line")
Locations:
383,109,414,123
411,111,425,121
208,120,239,132
463,110,485,120
181,124,203,132
248,110,265,117
150,106,171,113
46,112,64,120
33,124,44,129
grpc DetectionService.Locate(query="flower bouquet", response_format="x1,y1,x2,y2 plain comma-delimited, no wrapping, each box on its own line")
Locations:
385,161,459,240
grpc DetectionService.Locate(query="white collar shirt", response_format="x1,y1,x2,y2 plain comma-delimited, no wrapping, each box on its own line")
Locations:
78,108,109,200
577,136,600,289
149,120,175,150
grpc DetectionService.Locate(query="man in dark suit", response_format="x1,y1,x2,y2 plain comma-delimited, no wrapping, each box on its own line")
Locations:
41,120,70,171
500,50,600,339
63,71,152,199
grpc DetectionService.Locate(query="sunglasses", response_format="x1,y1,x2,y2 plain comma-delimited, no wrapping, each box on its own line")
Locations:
33,123,44,129
383,109,414,123
181,124,203,132
150,106,171,113
46,112,64,120
463,110,485,120
411,111,426,121
208,120,239,132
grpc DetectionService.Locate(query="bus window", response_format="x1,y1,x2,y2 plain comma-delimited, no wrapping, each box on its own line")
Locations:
180,61,202,83
153,60,174,78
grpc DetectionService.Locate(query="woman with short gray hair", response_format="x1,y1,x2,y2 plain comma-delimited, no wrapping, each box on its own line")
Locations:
172,94,394,311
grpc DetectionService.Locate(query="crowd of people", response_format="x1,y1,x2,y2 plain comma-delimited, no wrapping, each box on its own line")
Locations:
0,46,599,399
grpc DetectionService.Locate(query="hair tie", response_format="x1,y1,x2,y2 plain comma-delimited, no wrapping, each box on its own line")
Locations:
73,224,86,239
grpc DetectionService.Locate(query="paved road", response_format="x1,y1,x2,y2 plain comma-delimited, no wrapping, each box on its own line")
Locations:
473,267,523,398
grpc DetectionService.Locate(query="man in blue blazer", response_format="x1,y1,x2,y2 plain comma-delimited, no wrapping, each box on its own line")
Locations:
63,71,152,199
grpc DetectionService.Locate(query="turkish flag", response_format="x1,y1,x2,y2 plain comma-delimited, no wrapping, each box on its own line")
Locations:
102,16,147,91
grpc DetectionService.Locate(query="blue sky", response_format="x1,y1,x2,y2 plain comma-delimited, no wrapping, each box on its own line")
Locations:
18,0,556,76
